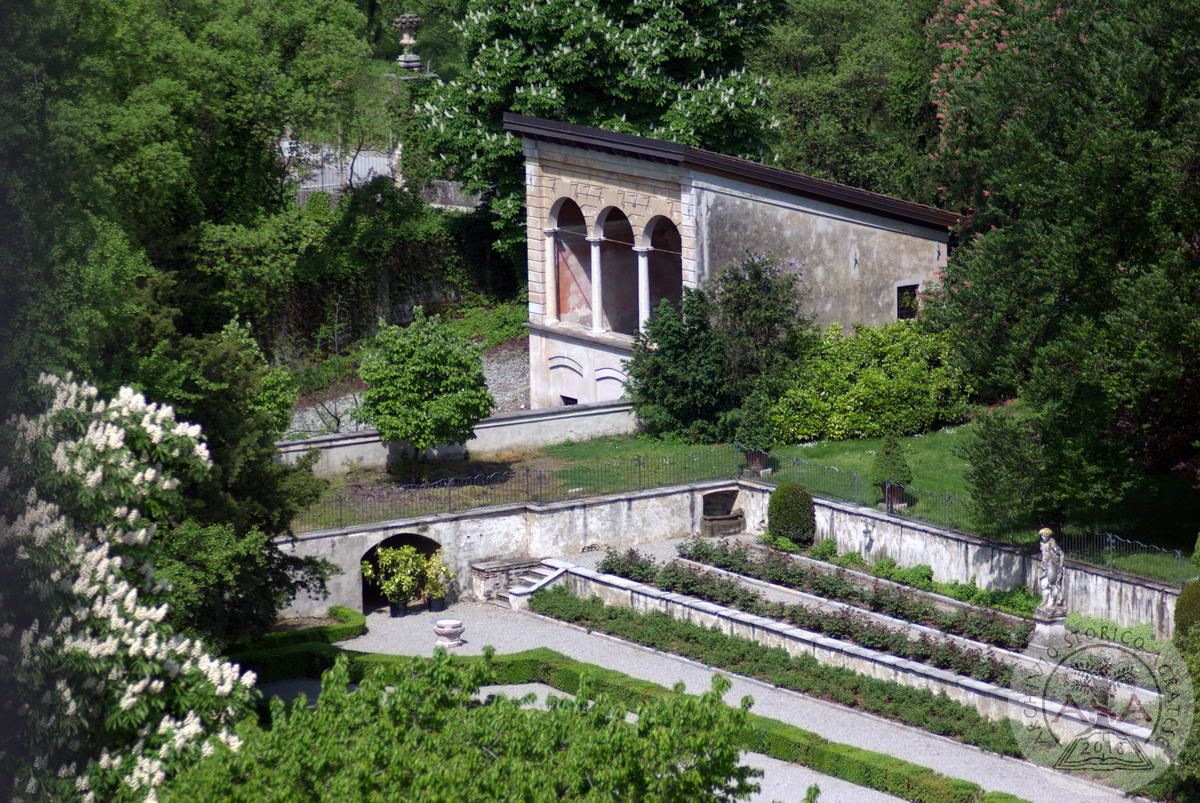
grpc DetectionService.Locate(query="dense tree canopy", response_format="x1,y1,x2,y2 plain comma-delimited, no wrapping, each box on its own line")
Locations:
412,0,783,258
163,651,760,801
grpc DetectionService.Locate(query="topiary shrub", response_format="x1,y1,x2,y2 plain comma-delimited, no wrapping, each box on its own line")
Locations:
870,436,913,489
1175,581,1200,642
768,483,816,546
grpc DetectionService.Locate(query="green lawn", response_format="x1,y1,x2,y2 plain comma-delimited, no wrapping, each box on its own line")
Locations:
294,426,1197,584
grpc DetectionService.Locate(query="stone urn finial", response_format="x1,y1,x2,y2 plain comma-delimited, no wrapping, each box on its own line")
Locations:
392,13,424,73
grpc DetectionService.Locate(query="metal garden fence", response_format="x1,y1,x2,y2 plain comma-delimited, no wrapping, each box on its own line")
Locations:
291,446,1194,585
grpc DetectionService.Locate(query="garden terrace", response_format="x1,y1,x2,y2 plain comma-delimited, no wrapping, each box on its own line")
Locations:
289,433,1196,587
595,548,1161,710
528,584,1166,780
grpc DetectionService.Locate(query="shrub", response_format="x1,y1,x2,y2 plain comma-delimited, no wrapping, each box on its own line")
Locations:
735,389,777,453
768,483,816,545
870,436,913,489
597,548,660,583
771,323,971,441
362,546,425,604
1176,581,1200,642
809,539,838,561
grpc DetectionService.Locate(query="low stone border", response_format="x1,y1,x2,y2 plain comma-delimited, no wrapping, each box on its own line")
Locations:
540,559,1162,760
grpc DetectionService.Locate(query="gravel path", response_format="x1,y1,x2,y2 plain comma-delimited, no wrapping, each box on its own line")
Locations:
259,675,897,803
339,602,1125,803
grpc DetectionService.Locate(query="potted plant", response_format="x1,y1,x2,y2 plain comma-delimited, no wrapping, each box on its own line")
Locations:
870,436,913,510
362,545,425,616
423,549,455,612
736,390,776,474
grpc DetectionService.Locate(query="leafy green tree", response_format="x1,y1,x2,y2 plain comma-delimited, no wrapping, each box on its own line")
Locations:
752,0,940,201
711,253,812,398
135,322,332,643
354,308,495,464
625,291,735,441
921,0,1200,526
956,411,1062,534
735,389,777,453
870,436,913,490
412,0,782,260
163,651,761,800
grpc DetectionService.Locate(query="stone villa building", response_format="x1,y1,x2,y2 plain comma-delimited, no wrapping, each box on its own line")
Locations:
503,114,960,409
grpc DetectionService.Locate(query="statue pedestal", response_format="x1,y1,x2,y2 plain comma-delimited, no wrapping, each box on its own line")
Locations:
1028,608,1069,662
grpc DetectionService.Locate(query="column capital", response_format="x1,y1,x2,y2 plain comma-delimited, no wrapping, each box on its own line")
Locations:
586,236,605,244
543,227,558,236
632,245,652,254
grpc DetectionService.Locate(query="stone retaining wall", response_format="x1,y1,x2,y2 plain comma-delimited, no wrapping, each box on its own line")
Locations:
276,400,637,476
737,481,1181,639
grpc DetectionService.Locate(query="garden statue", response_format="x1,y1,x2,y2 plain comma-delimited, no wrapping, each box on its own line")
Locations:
1036,527,1066,619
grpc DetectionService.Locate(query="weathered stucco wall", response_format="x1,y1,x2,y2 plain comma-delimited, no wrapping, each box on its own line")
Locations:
280,479,736,615
693,175,949,329
736,482,1179,638
527,326,633,408
276,401,637,476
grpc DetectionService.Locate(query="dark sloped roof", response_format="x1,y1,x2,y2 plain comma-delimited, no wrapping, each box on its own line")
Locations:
503,113,960,232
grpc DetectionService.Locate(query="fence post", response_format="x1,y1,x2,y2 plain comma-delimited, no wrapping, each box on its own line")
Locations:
884,482,894,515
636,456,644,491
338,493,346,529
524,467,532,501
446,479,453,513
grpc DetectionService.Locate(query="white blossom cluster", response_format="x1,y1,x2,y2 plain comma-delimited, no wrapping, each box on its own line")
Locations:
1,374,257,802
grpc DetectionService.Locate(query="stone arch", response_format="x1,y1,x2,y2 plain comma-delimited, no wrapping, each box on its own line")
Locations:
550,198,592,327
641,215,683,316
594,206,637,335
360,532,441,613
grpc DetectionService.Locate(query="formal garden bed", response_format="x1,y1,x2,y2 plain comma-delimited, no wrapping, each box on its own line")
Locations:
593,547,1161,708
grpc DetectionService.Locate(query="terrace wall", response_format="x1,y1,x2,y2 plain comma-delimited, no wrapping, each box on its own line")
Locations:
275,400,636,476
736,481,1180,639
548,562,1162,759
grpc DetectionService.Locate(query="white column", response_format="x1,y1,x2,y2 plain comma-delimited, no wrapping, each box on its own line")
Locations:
589,236,604,333
543,228,558,324
635,246,651,330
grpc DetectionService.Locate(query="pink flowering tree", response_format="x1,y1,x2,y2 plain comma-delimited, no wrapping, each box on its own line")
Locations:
0,374,257,802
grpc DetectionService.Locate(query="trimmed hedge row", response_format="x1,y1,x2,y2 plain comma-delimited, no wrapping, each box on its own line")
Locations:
530,586,1024,757
230,639,1028,803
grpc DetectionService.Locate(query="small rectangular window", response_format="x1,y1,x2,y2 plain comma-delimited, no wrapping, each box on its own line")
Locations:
560,395,578,406
897,285,919,320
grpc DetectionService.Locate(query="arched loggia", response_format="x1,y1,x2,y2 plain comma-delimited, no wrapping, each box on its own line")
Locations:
360,533,441,613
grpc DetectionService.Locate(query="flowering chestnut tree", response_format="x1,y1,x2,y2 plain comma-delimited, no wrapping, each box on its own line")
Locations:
0,374,257,801
409,0,782,257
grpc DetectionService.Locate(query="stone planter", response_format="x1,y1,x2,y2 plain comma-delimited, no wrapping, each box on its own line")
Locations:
434,618,465,647
744,450,770,474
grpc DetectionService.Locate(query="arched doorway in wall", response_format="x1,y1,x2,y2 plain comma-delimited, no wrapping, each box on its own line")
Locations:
551,198,592,328
595,207,638,335
360,533,441,613
644,216,683,316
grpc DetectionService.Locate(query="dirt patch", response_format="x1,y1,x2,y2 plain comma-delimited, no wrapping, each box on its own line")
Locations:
271,615,339,632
